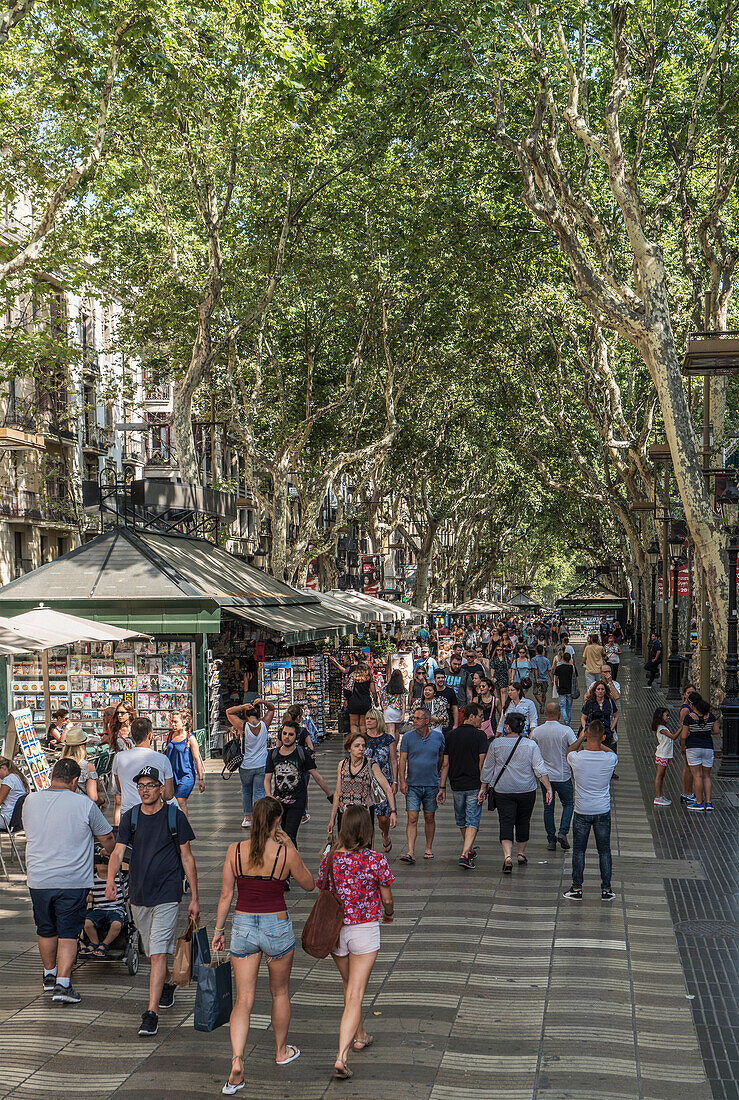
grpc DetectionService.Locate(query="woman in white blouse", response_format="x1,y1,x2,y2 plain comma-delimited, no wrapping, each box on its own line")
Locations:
480,712,553,873
0,756,29,827
497,681,538,738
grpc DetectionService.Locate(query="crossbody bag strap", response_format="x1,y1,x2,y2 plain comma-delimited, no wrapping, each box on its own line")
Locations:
491,736,523,791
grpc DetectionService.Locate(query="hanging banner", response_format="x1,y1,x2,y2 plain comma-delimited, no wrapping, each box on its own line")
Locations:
362,554,381,597
305,559,319,590
657,566,690,598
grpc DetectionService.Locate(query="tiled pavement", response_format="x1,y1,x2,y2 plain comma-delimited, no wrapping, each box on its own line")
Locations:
0,650,735,1099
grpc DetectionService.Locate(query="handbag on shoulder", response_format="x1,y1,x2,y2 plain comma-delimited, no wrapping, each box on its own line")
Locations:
487,736,523,812
301,852,344,958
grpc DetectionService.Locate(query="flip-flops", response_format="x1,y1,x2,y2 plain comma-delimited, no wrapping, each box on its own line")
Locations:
423,852,434,860
383,840,392,853
399,854,415,864
352,1035,374,1051
333,1061,353,1079
277,1045,300,1066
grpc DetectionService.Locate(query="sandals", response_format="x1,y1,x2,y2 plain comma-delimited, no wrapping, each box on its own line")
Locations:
333,1060,354,1079
383,839,392,853
222,1056,245,1095
352,1034,374,1051
502,859,513,874
399,854,415,864
277,1044,300,1065
92,944,109,957
423,852,434,860
517,855,528,865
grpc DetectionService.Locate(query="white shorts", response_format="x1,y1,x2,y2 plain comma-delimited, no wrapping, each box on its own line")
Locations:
332,920,381,957
131,901,180,957
686,747,714,768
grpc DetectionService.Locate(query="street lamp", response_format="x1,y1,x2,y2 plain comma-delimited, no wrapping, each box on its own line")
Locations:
635,575,643,656
718,481,739,776
646,539,661,644
667,530,686,699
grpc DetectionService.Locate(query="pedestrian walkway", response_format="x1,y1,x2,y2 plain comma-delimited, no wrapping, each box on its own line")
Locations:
0,651,734,1099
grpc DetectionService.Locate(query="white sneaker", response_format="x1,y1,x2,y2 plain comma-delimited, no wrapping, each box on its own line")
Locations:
653,797,672,806
241,817,251,828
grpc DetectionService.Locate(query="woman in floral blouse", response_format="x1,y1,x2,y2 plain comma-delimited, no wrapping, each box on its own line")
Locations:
318,806,395,1081
328,731,396,836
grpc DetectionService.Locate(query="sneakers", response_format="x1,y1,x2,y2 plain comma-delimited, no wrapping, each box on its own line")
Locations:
52,983,81,1004
42,971,56,993
705,801,714,811
601,889,616,902
563,888,583,901
687,801,706,812
241,817,251,828
653,796,672,806
458,853,476,870
557,835,570,850
158,982,176,1010
301,813,310,823
547,839,557,851
138,1010,159,1036
680,794,694,804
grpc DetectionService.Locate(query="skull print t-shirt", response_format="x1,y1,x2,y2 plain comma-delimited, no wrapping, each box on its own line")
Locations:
265,746,316,805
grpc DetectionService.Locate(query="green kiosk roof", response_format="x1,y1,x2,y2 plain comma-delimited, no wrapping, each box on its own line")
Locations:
556,578,627,612
0,528,355,641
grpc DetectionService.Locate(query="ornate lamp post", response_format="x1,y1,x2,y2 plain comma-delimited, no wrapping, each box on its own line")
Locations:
646,539,661,645
667,531,686,700
718,482,739,776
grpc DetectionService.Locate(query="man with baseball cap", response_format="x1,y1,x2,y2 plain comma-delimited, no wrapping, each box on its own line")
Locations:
106,765,199,1036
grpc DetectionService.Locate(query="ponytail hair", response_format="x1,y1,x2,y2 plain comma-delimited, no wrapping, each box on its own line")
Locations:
247,796,283,867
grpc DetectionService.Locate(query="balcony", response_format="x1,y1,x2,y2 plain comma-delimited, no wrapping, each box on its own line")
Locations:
82,422,113,455
143,384,173,412
0,487,77,527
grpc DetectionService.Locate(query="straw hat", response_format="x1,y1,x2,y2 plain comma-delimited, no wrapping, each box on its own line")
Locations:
64,726,88,746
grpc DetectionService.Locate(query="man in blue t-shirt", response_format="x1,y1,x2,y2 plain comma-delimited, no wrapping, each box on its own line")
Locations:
399,707,445,864
107,766,199,1037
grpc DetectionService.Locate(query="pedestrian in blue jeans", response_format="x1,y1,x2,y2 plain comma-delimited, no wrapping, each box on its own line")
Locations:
531,703,577,851
563,719,618,902
226,697,276,829
552,651,577,727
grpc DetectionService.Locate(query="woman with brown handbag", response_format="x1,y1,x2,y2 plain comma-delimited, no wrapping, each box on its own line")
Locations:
317,806,394,1080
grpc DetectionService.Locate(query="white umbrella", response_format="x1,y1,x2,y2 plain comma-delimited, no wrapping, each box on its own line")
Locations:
4,605,144,758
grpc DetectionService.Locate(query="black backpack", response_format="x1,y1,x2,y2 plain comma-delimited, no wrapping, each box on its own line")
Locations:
130,801,185,886
269,745,307,771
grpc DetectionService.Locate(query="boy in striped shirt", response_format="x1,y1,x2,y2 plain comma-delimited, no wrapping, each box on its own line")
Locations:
82,855,126,957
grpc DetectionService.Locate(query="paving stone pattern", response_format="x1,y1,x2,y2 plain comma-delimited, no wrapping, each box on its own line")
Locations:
0,650,733,1099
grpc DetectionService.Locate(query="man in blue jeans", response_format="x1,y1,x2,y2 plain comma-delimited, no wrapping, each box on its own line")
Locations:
531,703,577,851
399,707,445,864
441,703,488,869
564,719,618,902
552,651,577,726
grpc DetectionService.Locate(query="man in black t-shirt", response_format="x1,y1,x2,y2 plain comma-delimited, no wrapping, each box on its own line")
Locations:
265,722,332,845
440,704,488,869
107,766,199,1037
553,651,577,726
432,669,460,733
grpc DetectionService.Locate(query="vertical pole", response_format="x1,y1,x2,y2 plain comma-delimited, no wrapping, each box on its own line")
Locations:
661,468,670,687
719,534,739,776
210,395,217,489
699,373,711,700
635,576,643,656
41,648,51,736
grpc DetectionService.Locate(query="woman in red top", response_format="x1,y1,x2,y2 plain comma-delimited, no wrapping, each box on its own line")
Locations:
212,797,315,1094
318,806,395,1080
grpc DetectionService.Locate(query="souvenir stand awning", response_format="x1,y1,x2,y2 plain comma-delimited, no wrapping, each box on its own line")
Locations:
555,579,628,615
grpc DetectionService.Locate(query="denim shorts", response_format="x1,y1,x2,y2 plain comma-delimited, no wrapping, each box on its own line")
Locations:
452,789,482,829
29,888,87,939
230,911,295,960
406,784,438,813
686,746,714,768
86,906,126,930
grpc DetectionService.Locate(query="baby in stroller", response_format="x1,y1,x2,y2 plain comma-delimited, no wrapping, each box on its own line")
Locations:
80,852,127,958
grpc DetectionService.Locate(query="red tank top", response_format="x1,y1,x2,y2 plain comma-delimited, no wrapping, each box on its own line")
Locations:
235,842,288,913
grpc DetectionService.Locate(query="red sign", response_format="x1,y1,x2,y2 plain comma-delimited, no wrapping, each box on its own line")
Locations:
657,565,690,599
362,554,381,597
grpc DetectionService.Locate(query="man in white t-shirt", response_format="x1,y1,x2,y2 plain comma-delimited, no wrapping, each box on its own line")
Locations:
112,717,174,818
531,703,577,851
563,718,618,902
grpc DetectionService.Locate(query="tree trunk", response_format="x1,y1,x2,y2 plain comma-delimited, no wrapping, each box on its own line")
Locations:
412,522,438,609
170,375,199,483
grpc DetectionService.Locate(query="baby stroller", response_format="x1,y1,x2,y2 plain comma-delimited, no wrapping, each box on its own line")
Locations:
77,874,142,976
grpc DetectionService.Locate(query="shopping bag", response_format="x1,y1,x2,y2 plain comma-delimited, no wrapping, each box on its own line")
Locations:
192,924,211,982
172,918,196,987
193,952,233,1032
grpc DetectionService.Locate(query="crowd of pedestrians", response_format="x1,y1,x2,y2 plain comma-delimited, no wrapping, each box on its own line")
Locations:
8,609,723,1093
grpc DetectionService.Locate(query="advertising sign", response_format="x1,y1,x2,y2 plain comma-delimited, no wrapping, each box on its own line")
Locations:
657,566,690,598
362,554,381,597
11,708,51,790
